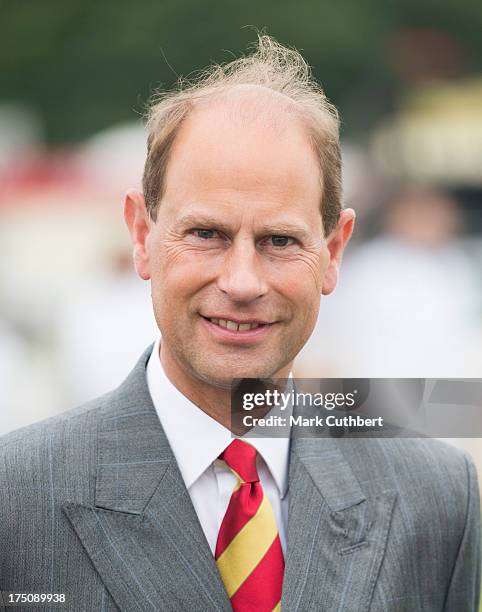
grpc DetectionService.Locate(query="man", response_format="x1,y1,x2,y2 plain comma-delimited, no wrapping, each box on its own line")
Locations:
0,36,480,611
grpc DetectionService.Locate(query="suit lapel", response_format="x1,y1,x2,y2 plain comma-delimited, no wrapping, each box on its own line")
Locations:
282,436,397,612
62,347,231,612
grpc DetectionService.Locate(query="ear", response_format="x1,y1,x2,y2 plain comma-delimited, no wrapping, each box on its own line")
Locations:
321,208,356,295
124,189,152,280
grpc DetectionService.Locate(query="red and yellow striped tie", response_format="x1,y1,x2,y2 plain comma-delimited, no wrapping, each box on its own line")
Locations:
215,439,284,611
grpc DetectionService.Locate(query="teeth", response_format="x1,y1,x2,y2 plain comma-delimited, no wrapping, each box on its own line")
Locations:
209,318,262,331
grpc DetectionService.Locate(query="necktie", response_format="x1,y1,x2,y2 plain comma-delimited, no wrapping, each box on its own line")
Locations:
215,439,284,611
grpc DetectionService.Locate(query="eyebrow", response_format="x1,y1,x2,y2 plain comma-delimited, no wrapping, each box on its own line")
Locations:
174,213,231,232
262,223,312,239
174,213,313,239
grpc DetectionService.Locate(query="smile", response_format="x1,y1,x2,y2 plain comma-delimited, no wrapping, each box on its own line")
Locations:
200,314,275,342
208,318,262,332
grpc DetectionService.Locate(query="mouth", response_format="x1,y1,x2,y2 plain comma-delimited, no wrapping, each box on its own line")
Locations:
199,314,277,341
202,316,270,331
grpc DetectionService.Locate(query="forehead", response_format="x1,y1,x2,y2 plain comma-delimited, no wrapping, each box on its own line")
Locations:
161,88,323,216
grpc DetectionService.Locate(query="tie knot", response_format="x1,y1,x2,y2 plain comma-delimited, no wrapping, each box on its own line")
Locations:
219,439,259,484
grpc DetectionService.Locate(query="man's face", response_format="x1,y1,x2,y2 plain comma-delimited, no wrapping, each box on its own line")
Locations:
126,95,354,386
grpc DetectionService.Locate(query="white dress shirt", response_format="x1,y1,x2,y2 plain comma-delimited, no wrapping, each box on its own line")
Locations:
146,337,290,554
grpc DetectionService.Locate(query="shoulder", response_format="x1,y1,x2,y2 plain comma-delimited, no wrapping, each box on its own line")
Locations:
339,435,473,472
339,436,476,490
339,436,479,529
0,390,111,478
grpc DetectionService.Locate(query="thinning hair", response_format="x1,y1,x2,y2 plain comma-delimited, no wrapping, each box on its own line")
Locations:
143,35,342,235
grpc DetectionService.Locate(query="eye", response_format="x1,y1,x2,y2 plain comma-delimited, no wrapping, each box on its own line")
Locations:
269,235,295,248
192,229,219,240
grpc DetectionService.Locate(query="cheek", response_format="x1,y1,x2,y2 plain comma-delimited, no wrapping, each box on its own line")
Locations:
150,246,219,305
291,277,321,320
266,255,325,330
266,250,327,296
270,268,321,323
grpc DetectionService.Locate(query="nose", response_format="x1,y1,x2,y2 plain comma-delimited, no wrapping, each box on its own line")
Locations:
216,238,268,303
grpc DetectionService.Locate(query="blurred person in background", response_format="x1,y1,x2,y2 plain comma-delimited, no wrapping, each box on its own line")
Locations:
299,185,481,378
0,36,480,611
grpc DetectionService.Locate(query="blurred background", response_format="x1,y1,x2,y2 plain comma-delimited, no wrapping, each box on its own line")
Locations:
0,1,481,499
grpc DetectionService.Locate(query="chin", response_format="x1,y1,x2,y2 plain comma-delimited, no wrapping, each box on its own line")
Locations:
194,360,285,389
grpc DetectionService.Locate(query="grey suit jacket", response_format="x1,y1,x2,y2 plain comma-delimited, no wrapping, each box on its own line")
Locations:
1,346,480,611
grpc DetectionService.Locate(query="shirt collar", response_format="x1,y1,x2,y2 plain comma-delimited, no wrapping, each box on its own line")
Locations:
146,337,290,498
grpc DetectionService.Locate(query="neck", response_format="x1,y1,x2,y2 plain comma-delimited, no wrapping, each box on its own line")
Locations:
159,342,292,431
